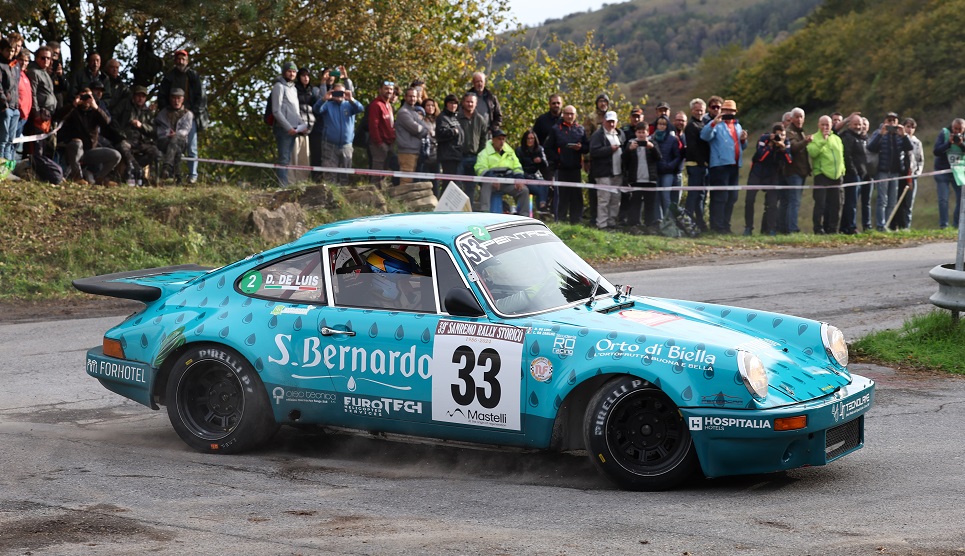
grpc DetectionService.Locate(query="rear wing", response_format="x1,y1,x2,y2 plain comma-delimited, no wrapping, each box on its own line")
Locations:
72,264,214,302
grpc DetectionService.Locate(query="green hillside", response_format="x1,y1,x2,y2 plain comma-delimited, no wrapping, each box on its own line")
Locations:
495,0,821,83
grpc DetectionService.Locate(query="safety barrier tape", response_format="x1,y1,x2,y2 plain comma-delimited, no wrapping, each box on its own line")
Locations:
12,122,63,144
186,155,953,193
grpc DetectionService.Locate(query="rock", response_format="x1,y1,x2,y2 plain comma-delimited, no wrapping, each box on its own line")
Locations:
341,185,387,211
301,184,339,209
385,181,437,211
248,202,307,244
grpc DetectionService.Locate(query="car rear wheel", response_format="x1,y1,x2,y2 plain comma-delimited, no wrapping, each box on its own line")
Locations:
165,344,278,454
583,376,698,490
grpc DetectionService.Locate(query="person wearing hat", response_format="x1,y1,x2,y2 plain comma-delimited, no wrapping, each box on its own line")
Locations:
87,79,112,117
589,110,626,229
112,84,160,184
268,61,306,187
700,99,747,233
648,101,671,135
867,111,914,231
155,87,194,182
157,49,207,183
435,93,464,185
474,129,530,216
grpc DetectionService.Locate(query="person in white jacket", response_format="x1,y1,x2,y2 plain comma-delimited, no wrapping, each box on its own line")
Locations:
271,61,306,186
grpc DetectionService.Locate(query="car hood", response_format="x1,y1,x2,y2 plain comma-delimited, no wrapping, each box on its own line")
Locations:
528,295,851,407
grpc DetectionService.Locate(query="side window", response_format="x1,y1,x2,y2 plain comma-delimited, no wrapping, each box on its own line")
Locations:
434,247,467,312
237,250,325,303
330,243,435,312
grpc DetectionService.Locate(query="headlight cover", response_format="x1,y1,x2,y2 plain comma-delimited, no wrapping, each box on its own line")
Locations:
737,350,768,400
821,323,849,367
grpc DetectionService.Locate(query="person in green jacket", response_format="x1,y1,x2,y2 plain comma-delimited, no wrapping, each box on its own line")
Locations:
474,129,531,215
807,115,845,234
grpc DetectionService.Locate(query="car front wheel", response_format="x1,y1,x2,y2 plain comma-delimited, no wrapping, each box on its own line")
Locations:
165,344,278,454
583,376,698,490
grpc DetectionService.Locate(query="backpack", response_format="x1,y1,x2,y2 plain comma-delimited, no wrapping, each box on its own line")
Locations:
263,90,274,126
670,203,700,238
32,153,64,185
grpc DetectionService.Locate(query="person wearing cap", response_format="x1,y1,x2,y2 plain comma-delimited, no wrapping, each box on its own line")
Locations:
155,87,194,182
867,111,913,230
589,110,626,230
112,84,160,184
157,49,207,183
87,79,112,119
313,82,363,185
700,99,747,233
648,101,671,135
269,61,305,187
435,93,464,185
474,129,530,216
395,86,430,185
291,67,320,184
55,86,122,186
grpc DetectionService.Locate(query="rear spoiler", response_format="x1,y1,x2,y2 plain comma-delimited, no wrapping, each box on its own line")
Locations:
72,264,214,302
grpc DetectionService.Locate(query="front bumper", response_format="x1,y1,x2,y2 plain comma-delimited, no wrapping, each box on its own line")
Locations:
85,346,158,408
681,374,875,478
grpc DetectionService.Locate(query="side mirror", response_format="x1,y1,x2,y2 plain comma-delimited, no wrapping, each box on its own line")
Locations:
444,287,485,317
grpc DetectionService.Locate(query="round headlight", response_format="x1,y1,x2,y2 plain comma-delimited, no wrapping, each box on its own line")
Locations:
737,351,768,400
821,323,849,367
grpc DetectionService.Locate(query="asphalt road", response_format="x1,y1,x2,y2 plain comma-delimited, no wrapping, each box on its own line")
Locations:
1,242,963,555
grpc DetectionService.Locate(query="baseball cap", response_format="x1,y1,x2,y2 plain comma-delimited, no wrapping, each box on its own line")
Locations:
656,101,670,110
604,111,618,121
169,88,185,97
492,129,507,138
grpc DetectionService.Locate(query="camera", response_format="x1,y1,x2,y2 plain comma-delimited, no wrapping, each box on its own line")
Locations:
79,93,92,101
330,68,340,80
887,125,897,133
331,90,344,98
953,133,963,143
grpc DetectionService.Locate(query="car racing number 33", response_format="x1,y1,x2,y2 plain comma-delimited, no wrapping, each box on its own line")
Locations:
431,319,524,430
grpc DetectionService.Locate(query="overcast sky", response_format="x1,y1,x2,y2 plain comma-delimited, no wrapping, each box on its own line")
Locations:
507,0,610,28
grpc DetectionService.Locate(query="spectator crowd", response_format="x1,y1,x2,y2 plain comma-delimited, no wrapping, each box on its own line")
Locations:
2,34,962,233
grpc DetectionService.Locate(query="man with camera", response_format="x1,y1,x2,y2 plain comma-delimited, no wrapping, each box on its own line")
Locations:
867,112,913,231
314,82,364,185
700,99,747,233
933,118,965,228
55,86,122,185
744,123,792,235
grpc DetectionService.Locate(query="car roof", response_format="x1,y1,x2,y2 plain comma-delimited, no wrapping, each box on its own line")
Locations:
293,212,538,248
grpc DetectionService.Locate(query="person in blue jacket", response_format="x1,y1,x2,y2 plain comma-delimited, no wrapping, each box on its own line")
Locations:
700,99,747,233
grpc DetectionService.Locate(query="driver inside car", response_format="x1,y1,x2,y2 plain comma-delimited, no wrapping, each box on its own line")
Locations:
364,247,430,311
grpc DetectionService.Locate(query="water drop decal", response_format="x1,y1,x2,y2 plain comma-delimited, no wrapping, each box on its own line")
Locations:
772,317,783,328
134,317,142,325
746,313,757,322
745,400,757,409
551,325,560,333
198,280,206,291
695,343,705,351
681,386,693,401
268,315,278,329
220,326,230,338
217,311,228,320
245,334,256,346
196,311,206,321
528,392,539,408
585,345,596,360
347,376,357,391
733,372,744,385
792,376,805,384
797,323,808,335
194,324,204,335
721,309,731,318
578,327,589,337
220,296,230,307
642,354,653,366
530,340,540,356
255,358,264,372
567,369,577,385
369,323,379,337
294,317,303,331
178,299,187,309
338,307,348,312
414,314,425,319
421,328,431,344
243,313,253,324
410,228,424,235
725,349,736,357
803,347,813,355
120,336,128,349
153,315,163,325
614,350,623,360
665,338,675,347
242,297,253,307
395,325,405,341
326,230,339,237
636,334,647,344
176,313,185,324
606,331,618,340
218,275,226,288
554,395,563,410
703,365,715,380
673,359,684,373
139,334,149,348
696,305,705,311
367,227,381,234
199,297,208,307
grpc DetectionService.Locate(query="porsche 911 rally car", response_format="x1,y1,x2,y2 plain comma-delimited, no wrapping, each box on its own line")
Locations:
74,213,873,490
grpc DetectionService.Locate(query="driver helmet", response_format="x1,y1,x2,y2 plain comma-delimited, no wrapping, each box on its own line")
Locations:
365,247,420,300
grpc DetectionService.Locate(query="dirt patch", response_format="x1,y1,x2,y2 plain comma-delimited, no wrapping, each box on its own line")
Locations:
0,503,173,553
0,297,142,325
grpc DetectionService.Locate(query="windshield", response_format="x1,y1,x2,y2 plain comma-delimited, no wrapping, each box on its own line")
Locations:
456,223,615,316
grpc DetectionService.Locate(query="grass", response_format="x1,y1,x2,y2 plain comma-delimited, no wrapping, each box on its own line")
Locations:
852,310,965,374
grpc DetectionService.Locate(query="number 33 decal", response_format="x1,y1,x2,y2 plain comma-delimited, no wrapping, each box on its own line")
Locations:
450,345,501,409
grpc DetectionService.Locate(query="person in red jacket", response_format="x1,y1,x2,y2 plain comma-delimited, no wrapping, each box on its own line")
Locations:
367,80,396,180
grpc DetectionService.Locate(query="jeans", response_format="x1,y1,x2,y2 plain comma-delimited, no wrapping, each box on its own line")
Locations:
875,172,899,229
274,127,297,186
707,164,739,233
0,108,19,160
656,173,675,221
458,155,478,208
840,172,859,233
685,165,707,230
936,172,962,228
320,141,353,185
186,118,198,179
782,174,806,233
64,139,122,183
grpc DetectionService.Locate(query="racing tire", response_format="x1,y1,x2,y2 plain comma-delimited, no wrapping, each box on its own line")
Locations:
583,376,698,491
165,344,278,454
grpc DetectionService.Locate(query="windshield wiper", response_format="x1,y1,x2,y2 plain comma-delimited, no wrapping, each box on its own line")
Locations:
584,275,602,307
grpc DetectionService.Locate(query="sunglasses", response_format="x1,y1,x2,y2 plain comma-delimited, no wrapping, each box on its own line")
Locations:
709,105,721,110
383,81,395,87
38,56,51,60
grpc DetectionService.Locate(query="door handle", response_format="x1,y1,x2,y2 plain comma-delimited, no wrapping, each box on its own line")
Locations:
320,326,356,337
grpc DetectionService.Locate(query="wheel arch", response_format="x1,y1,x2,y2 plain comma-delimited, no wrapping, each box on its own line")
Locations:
152,340,253,408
